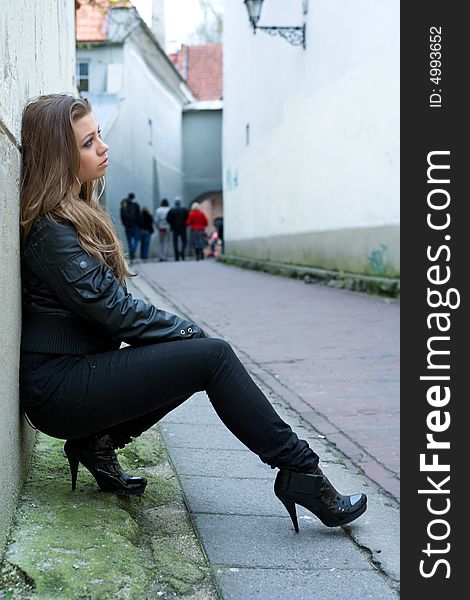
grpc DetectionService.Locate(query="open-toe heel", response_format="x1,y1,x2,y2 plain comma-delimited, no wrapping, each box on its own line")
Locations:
274,467,367,531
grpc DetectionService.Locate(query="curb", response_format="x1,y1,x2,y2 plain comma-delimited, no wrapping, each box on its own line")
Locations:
218,255,400,298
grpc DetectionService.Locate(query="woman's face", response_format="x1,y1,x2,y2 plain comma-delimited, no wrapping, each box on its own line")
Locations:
72,112,109,182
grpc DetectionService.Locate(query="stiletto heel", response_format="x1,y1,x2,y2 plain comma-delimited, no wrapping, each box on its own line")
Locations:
275,467,367,531
64,435,147,496
279,497,299,533
67,455,79,491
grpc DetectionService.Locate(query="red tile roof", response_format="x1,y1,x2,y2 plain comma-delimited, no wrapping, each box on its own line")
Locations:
76,0,132,43
76,3,223,101
169,44,223,101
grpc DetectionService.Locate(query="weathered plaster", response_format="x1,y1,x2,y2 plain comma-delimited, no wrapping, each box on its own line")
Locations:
227,224,400,277
0,0,76,557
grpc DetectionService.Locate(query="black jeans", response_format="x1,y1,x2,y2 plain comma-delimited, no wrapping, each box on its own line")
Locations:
21,338,318,471
124,225,140,259
172,229,187,260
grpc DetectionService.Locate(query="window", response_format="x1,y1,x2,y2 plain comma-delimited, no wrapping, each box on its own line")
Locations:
77,62,90,92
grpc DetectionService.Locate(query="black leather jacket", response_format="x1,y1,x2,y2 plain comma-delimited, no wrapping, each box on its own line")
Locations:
21,216,205,355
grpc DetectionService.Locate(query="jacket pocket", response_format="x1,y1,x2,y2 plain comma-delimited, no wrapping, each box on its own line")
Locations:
60,252,115,301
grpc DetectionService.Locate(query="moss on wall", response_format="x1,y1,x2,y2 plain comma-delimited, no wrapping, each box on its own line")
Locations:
0,429,216,599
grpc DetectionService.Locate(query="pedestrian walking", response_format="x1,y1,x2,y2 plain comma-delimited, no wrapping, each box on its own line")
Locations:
155,198,171,262
166,197,189,261
186,202,208,261
139,206,154,260
19,94,367,534
120,192,140,260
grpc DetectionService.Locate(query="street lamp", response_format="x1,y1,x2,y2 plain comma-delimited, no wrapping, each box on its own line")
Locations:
244,0,307,49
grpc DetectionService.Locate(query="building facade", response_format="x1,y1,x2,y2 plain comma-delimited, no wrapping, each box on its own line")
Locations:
171,43,223,231
76,1,192,255
223,0,399,277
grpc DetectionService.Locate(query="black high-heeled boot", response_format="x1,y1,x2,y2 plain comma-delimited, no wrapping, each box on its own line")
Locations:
274,466,367,532
64,434,147,496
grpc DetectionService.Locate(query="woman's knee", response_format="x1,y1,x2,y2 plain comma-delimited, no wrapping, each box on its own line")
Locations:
204,337,232,354
200,338,238,384
202,337,236,367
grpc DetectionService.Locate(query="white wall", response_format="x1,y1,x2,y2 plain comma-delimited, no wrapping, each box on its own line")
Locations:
102,40,187,250
0,0,76,555
78,9,190,259
79,12,191,258
77,45,124,94
223,0,399,275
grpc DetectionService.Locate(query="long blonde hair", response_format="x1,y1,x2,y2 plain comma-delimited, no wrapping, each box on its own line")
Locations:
20,94,132,284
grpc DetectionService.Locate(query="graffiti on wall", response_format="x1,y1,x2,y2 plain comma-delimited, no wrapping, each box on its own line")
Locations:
367,244,389,274
225,167,238,191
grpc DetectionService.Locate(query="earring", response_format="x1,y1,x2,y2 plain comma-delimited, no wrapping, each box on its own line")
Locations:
75,176,82,188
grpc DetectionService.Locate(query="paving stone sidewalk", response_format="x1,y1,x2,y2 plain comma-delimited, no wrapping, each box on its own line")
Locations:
0,263,400,600
135,259,400,502
128,269,400,600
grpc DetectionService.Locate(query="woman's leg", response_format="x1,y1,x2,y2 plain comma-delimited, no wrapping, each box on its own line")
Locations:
26,338,317,472
25,341,366,524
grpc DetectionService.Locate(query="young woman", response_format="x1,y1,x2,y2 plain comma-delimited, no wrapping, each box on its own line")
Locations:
19,94,367,532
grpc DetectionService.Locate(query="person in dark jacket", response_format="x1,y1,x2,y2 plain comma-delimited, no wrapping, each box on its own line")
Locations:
166,197,189,261
18,94,367,530
120,192,140,260
139,206,154,260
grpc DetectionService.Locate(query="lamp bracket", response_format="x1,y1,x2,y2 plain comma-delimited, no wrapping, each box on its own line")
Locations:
255,24,306,49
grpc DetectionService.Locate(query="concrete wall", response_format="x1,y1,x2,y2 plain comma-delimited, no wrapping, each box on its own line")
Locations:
0,0,76,555
223,0,399,276
183,108,222,206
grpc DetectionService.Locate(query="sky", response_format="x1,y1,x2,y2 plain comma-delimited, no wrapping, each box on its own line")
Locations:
132,0,223,52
